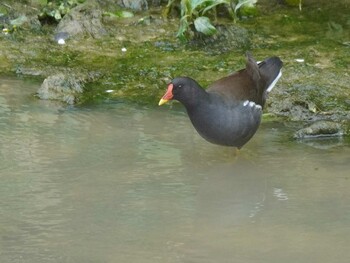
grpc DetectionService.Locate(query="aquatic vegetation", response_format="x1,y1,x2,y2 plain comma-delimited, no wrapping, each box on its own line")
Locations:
164,0,258,41
103,10,134,19
38,0,86,23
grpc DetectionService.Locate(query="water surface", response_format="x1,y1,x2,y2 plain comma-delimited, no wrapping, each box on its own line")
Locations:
0,78,349,263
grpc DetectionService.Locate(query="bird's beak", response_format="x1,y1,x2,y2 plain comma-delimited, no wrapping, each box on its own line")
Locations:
158,98,169,106
158,83,174,106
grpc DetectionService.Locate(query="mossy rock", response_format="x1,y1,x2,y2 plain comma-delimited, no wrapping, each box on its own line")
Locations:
294,121,346,139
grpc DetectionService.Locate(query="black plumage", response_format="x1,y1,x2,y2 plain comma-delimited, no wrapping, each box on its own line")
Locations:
159,53,283,148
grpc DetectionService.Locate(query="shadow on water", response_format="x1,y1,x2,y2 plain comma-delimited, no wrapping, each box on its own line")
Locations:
0,77,350,263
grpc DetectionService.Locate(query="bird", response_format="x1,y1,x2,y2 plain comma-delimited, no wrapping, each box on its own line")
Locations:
158,53,283,148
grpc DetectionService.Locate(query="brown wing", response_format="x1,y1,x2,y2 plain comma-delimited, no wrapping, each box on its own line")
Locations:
207,53,264,105
207,69,259,102
207,53,282,107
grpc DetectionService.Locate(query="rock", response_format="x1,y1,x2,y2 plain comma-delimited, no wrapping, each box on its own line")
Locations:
10,15,29,26
16,66,44,76
2,11,41,31
268,97,319,121
55,1,107,39
121,0,148,10
294,121,345,139
190,24,251,54
96,0,148,11
37,74,85,104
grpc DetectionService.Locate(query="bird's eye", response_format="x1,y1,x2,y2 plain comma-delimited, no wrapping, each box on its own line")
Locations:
178,84,182,88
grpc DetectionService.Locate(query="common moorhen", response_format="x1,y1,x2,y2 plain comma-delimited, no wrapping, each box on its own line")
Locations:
159,53,283,148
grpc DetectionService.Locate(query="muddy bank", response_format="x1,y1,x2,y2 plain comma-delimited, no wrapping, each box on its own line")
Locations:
0,0,349,129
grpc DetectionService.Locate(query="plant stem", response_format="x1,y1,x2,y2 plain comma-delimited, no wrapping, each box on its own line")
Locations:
0,2,12,9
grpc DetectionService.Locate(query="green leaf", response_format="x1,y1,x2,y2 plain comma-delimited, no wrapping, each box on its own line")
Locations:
194,16,217,35
115,10,134,18
190,0,206,11
234,0,257,14
181,0,192,17
163,0,176,18
54,10,62,20
176,16,189,41
202,0,230,15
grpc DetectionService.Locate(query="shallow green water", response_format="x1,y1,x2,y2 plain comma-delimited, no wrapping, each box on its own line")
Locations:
0,77,350,263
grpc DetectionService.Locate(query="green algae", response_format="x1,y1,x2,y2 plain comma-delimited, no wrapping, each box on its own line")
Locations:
0,1,349,118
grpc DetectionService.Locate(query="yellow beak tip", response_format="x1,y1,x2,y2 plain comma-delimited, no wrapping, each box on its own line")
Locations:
158,98,168,106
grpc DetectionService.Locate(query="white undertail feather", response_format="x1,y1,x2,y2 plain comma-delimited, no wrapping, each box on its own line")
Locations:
266,70,282,93
249,101,255,107
243,100,262,110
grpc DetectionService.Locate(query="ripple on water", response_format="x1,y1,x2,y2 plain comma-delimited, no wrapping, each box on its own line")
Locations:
1,77,350,263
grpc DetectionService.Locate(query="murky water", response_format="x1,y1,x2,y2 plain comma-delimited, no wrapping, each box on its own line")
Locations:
0,77,349,263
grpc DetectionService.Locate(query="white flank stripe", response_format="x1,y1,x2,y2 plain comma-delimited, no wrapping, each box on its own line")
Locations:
267,70,282,93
